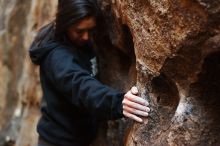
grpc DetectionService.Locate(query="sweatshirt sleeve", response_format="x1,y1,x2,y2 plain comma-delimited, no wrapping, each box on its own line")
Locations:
41,46,124,120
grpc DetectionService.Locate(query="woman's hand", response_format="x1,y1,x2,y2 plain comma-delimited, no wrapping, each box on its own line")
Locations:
122,86,150,123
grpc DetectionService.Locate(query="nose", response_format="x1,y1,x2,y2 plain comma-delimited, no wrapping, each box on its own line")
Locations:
82,32,89,41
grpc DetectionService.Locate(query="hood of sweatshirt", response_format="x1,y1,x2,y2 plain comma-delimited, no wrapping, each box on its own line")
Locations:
29,23,96,66
29,23,60,65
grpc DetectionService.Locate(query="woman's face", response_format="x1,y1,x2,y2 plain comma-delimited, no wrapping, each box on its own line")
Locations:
67,17,96,47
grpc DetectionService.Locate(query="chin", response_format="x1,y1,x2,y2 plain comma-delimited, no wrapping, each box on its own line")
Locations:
77,41,89,47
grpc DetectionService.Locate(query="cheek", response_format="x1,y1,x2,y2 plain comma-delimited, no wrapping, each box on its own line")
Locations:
67,30,79,42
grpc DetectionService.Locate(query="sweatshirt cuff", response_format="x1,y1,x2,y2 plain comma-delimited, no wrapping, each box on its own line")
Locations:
111,92,125,120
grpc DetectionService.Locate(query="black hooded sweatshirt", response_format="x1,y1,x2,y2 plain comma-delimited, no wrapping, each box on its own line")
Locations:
29,24,124,146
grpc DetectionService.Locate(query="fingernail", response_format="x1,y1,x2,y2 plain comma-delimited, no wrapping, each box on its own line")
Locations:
145,102,149,106
146,108,150,112
139,119,143,123
134,88,138,93
144,113,148,116
132,86,138,93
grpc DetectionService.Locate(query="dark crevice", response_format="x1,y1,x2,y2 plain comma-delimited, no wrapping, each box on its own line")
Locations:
93,13,136,145
191,51,220,111
121,24,136,61
148,73,180,140
94,21,136,90
190,51,220,144
151,73,179,107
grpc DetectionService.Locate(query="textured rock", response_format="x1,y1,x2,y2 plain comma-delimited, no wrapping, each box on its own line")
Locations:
1,0,220,146
97,0,220,145
0,1,57,146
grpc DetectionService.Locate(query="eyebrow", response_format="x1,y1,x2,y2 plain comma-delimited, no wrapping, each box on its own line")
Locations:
76,25,96,30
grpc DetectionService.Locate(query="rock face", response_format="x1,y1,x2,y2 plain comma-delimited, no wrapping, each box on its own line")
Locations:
97,0,220,145
0,1,57,146
1,0,220,146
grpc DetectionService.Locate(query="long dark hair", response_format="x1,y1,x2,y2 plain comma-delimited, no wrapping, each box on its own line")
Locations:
34,0,100,45
55,0,100,41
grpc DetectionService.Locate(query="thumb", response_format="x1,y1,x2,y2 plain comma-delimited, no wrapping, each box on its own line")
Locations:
131,86,138,95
